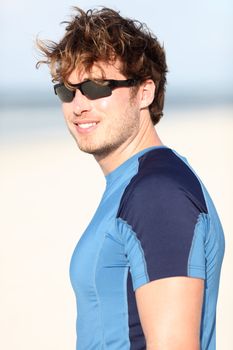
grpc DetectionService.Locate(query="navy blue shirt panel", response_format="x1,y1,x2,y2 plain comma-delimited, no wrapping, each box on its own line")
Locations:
126,273,146,350
117,148,208,281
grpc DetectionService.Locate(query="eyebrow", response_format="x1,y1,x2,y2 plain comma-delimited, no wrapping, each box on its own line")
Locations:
66,77,90,85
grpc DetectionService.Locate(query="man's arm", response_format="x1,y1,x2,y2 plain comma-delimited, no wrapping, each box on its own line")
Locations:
135,276,204,350
116,154,208,348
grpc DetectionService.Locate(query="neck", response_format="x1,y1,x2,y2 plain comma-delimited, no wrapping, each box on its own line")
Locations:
94,114,164,176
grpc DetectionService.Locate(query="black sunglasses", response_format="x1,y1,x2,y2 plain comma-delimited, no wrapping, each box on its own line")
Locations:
54,78,139,103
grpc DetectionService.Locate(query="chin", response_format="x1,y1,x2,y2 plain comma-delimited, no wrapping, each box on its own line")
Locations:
77,141,118,158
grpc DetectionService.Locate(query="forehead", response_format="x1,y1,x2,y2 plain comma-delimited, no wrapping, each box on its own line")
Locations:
68,59,125,83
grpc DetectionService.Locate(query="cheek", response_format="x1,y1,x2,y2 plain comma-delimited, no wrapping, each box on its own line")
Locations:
94,98,118,121
96,93,130,112
62,103,72,121
96,97,111,110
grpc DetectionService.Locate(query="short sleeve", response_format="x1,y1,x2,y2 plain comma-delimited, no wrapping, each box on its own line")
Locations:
116,173,208,291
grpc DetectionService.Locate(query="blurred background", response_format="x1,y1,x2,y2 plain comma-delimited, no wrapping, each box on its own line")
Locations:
1,0,232,349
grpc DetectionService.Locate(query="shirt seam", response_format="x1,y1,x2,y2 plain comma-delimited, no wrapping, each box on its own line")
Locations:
116,217,150,284
94,233,107,349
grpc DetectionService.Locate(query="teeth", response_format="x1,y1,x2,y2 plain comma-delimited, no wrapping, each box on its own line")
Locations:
78,122,97,129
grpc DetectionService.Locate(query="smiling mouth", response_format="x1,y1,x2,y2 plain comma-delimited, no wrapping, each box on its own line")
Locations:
77,122,97,129
74,121,99,133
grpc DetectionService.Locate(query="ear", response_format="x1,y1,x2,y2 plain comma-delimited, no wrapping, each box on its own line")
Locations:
139,79,156,109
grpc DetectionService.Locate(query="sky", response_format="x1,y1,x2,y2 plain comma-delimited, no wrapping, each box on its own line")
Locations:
1,0,233,104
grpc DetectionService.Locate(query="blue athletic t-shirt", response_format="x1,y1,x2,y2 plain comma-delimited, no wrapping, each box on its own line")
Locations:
70,145,225,350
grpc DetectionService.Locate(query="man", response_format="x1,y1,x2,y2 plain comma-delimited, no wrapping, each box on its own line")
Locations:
37,7,225,350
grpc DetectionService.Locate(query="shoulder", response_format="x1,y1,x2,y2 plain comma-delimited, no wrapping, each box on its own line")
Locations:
116,148,208,285
117,148,208,219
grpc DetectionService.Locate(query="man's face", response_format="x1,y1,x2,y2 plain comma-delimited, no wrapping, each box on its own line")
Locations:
62,60,142,158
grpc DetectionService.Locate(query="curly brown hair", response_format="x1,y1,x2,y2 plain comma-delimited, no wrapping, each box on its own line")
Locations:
36,7,168,125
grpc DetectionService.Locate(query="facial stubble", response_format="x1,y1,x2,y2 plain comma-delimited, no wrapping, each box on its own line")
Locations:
72,95,140,159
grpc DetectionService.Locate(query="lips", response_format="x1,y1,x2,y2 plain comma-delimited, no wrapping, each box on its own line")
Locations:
73,120,99,134
77,122,97,129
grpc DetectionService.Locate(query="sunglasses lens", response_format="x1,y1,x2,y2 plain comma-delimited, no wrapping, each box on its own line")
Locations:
55,85,74,102
81,81,112,99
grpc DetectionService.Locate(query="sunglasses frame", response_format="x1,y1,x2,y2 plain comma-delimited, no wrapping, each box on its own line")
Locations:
53,78,140,103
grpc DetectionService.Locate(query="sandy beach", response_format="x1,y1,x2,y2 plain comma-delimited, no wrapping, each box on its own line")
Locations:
0,105,232,349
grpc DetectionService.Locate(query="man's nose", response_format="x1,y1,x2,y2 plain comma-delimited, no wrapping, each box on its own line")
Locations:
72,89,91,115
